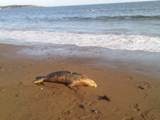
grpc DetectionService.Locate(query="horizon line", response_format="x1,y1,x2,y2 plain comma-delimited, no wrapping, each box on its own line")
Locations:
0,0,158,7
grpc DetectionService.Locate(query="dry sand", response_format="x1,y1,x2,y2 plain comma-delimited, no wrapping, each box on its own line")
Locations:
0,44,160,120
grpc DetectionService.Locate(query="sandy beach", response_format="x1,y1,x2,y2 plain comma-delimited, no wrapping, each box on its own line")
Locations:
0,43,160,120
1,1,160,120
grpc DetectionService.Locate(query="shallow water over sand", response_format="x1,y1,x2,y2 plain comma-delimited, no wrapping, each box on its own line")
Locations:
16,44,160,79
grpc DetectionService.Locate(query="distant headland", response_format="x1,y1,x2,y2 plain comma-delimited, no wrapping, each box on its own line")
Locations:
0,5,43,9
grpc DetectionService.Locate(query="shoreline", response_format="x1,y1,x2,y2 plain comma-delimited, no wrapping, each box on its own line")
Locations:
0,43,160,120
2,43,160,79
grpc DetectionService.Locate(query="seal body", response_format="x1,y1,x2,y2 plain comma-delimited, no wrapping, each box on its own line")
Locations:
34,71,97,88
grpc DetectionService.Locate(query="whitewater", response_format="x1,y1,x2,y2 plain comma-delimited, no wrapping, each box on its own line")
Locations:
0,30,160,52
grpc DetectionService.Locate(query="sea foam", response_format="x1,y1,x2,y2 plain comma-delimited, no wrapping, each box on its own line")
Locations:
0,30,160,52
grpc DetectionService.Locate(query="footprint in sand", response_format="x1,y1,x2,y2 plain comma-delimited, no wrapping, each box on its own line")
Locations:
137,81,152,90
0,66,5,72
131,104,156,120
137,81,152,97
132,103,141,112
122,116,134,120
0,87,5,92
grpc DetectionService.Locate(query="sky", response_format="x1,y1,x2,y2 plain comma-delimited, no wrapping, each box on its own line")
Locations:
0,0,156,6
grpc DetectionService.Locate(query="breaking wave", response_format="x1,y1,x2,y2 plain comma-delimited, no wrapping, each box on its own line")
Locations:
15,15,160,22
63,15,160,21
0,30,160,52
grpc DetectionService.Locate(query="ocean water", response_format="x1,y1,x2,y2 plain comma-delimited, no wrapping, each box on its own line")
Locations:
0,1,160,52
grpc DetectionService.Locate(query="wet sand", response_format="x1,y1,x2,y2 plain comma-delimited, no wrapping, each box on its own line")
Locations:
0,44,160,120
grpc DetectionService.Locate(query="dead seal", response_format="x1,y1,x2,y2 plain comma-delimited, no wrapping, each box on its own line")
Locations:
34,71,97,88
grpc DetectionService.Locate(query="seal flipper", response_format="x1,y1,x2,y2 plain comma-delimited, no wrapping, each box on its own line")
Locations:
68,83,79,92
34,76,46,85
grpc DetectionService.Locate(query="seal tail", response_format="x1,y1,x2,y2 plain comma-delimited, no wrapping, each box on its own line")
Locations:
34,76,46,84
